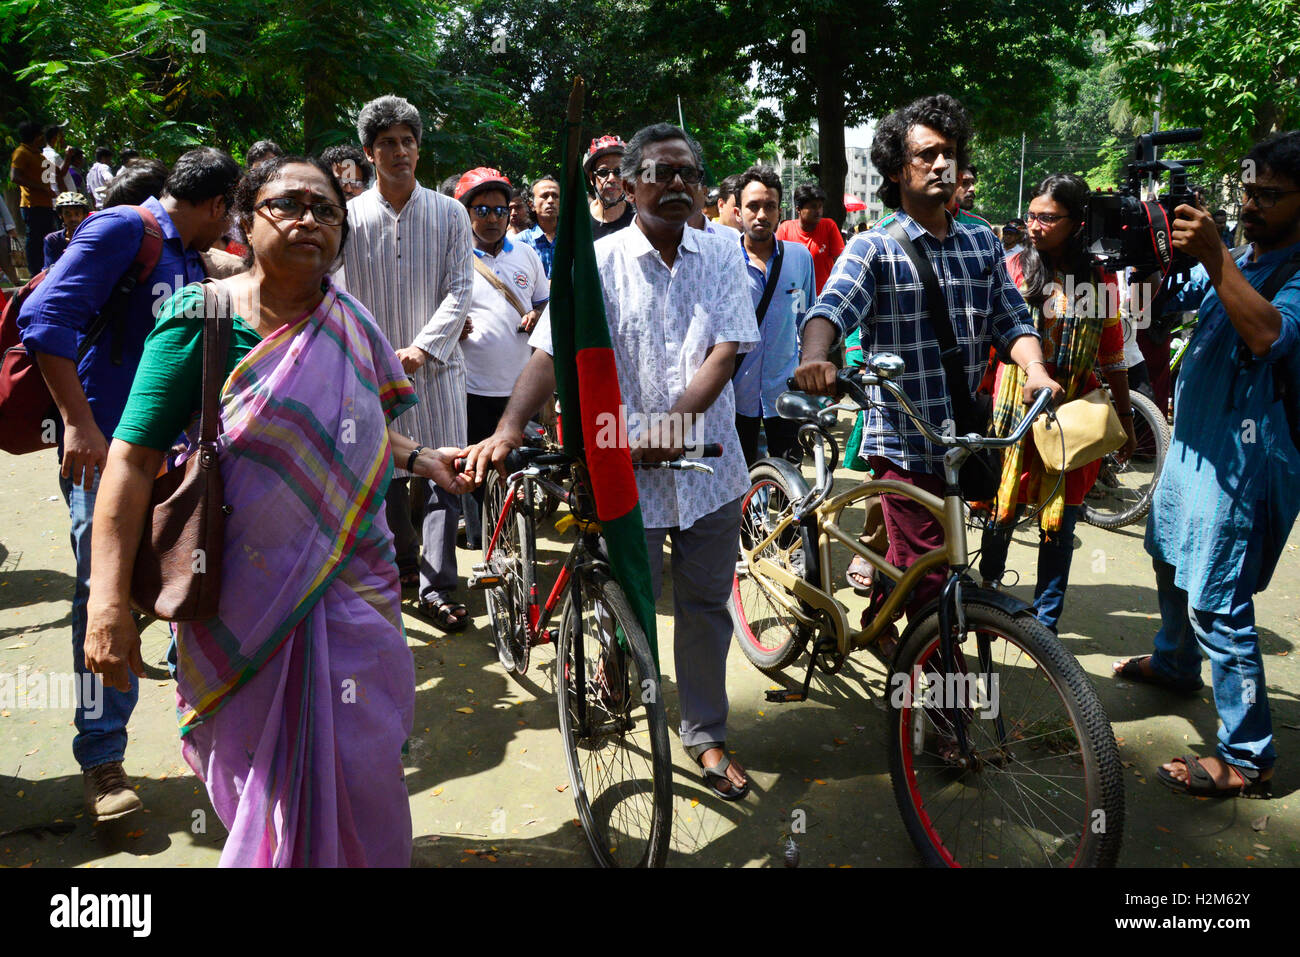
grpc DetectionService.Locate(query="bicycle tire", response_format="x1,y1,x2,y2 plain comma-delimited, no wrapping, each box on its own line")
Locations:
888,599,1124,867
1081,390,1169,530
482,470,535,675
729,458,813,676
556,571,672,868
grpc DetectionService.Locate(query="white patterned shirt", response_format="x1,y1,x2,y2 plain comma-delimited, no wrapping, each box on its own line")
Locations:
530,220,759,530
337,184,474,454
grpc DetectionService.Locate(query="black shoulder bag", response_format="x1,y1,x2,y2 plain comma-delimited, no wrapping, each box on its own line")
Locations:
884,220,1000,499
734,239,785,378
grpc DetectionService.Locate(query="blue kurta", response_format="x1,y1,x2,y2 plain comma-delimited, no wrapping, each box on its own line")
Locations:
1145,241,1300,613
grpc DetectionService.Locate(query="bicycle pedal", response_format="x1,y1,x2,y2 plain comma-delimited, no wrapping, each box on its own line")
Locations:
467,567,500,590
765,689,806,704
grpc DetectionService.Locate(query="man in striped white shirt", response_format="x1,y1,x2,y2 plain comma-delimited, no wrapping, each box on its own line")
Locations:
337,94,476,631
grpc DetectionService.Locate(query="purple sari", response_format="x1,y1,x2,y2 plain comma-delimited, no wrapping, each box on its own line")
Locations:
173,281,417,867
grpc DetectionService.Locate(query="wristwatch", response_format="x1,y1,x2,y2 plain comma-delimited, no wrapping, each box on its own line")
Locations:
407,446,425,473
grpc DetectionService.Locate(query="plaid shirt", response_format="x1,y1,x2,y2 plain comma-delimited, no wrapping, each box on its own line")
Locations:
801,209,1037,474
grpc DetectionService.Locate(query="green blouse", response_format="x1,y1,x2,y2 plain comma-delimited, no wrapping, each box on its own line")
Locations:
114,284,263,451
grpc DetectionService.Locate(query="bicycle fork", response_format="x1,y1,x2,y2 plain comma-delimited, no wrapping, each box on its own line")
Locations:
934,575,1009,763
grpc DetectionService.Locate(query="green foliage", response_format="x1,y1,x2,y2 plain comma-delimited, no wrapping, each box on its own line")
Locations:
1109,0,1300,182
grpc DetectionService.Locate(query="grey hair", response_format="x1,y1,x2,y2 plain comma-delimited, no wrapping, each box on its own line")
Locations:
356,95,423,149
619,123,703,181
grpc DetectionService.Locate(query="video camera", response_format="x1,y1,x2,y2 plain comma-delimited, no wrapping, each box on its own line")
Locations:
1085,127,1204,274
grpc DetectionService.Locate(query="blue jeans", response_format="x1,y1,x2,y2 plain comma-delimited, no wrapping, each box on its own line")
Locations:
59,470,139,770
1148,557,1274,773
978,505,1078,633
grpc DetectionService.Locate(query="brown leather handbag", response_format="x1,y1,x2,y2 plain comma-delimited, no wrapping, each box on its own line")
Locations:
130,280,232,621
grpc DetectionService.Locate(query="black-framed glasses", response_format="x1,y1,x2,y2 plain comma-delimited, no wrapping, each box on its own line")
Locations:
639,163,705,185
1241,185,1300,210
592,167,620,181
470,204,510,219
1025,211,1069,225
255,196,345,226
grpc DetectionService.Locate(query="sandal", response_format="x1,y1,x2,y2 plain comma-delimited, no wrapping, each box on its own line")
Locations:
1156,754,1272,799
685,742,750,802
845,555,874,596
416,598,469,633
1113,655,1204,696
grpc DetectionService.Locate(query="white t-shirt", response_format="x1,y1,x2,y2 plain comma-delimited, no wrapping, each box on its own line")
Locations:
462,238,550,396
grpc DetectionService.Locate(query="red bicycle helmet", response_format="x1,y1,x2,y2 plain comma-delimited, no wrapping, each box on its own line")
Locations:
454,167,513,205
583,135,626,175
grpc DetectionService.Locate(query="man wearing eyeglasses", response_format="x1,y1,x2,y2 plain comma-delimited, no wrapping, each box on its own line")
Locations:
585,135,635,239
1116,131,1300,800
453,167,549,549
464,123,760,800
338,94,475,633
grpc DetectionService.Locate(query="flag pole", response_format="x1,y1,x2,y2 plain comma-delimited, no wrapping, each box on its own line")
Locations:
677,95,685,130
566,77,586,181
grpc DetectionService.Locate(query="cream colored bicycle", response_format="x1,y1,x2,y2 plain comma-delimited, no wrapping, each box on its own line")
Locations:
729,353,1124,867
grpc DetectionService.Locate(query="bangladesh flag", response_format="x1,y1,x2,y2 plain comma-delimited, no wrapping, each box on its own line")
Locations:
549,80,658,664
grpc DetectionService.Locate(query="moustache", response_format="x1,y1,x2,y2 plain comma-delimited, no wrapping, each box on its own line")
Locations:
659,191,694,207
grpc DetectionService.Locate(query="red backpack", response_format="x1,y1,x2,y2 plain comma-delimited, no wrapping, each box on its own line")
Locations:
0,206,163,454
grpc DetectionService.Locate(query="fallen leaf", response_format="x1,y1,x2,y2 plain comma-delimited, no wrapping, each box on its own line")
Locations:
126,829,144,838
689,798,699,808
833,738,848,746
484,854,498,862
1253,843,1270,851
555,783,569,792
1279,650,1290,656
432,788,443,796
814,778,827,785
24,748,38,756
1156,825,1171,833
455,707,474,714
1251,815,1269,831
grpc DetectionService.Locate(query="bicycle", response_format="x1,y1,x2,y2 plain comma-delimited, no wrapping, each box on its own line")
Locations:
729,354,1125,867
1078,381,1170,530
471,431,719,868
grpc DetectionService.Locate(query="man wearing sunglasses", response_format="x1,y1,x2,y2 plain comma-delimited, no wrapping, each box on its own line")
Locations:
464,123,760,801
1117,131,1300,800
453,167,549,549
585,134,635,239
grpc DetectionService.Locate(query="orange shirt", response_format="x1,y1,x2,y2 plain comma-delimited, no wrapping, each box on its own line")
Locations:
775,217,844,294
10,143,54,208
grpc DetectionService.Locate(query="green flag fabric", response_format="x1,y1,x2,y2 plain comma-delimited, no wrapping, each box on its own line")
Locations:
548,119,659,665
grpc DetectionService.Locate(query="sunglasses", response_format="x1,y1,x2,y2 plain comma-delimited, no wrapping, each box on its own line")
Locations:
255,196,345,226
470,204,511,219
638,163,705,186
592,168,621,181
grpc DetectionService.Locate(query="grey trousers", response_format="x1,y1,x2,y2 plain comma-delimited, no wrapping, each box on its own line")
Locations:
418,480,462,605
643,496,743,748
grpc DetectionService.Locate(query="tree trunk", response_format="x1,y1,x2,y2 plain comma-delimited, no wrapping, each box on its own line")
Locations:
813,16,847,227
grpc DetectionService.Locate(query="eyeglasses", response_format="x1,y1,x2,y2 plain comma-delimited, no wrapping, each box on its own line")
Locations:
1025,211,1070,226
639,163,705,185
470,204,510,219
592,168,620,181
1241,185,1300,210
255,196,345,226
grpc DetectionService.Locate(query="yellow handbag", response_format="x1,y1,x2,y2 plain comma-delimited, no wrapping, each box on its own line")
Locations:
1032,388,1127,473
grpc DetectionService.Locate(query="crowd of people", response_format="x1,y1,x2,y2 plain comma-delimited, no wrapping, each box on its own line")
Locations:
5,87,1300,865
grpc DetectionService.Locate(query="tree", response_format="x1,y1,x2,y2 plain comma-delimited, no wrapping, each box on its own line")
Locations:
663,0,1117,225
1109,0,1300,185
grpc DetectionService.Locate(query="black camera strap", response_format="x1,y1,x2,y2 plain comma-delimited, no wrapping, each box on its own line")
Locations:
1143,200,1174,274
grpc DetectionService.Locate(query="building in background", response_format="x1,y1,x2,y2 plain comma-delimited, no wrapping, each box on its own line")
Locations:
765,128,885,227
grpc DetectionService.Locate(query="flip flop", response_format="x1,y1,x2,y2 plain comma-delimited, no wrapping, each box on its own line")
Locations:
1156,754,1272,799
845,555,874,596
1113,655,1203,696
685,742,750,802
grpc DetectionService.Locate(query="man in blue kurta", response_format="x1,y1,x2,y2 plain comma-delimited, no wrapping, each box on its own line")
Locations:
1116,131,1300,798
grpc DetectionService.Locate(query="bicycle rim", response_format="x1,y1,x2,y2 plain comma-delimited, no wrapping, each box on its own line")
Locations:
1081,393,1166,528
732,475,806,665
890,607,1121,867
557,581,671,867
483,473,530,673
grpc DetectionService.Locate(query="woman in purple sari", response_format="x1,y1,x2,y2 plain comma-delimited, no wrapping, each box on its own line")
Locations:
84,157,471,866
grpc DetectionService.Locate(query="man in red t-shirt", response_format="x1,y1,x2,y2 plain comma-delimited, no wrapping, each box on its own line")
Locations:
775,183,844,294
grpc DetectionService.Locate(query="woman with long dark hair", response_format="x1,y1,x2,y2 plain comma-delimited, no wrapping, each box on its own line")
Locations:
977,173,1137,632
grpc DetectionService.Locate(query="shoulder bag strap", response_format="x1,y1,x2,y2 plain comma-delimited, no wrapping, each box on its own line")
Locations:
884,219,976,423
79,205,165,364
733,240,786,380
197,280,232,453
472,255,527,318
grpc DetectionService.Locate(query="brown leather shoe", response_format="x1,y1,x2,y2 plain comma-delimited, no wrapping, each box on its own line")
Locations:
83,761,143,821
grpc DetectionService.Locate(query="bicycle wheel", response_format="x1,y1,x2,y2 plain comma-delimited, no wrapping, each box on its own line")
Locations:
556,571,672,867
1080,390,1169,529
889,599,1124,867
729,458,813,675
482,469,534,675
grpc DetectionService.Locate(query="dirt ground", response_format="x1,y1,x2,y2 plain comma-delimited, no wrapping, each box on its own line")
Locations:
3,438,1299,868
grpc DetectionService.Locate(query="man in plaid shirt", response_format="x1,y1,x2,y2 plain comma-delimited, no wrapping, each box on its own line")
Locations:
793,94,1062,624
